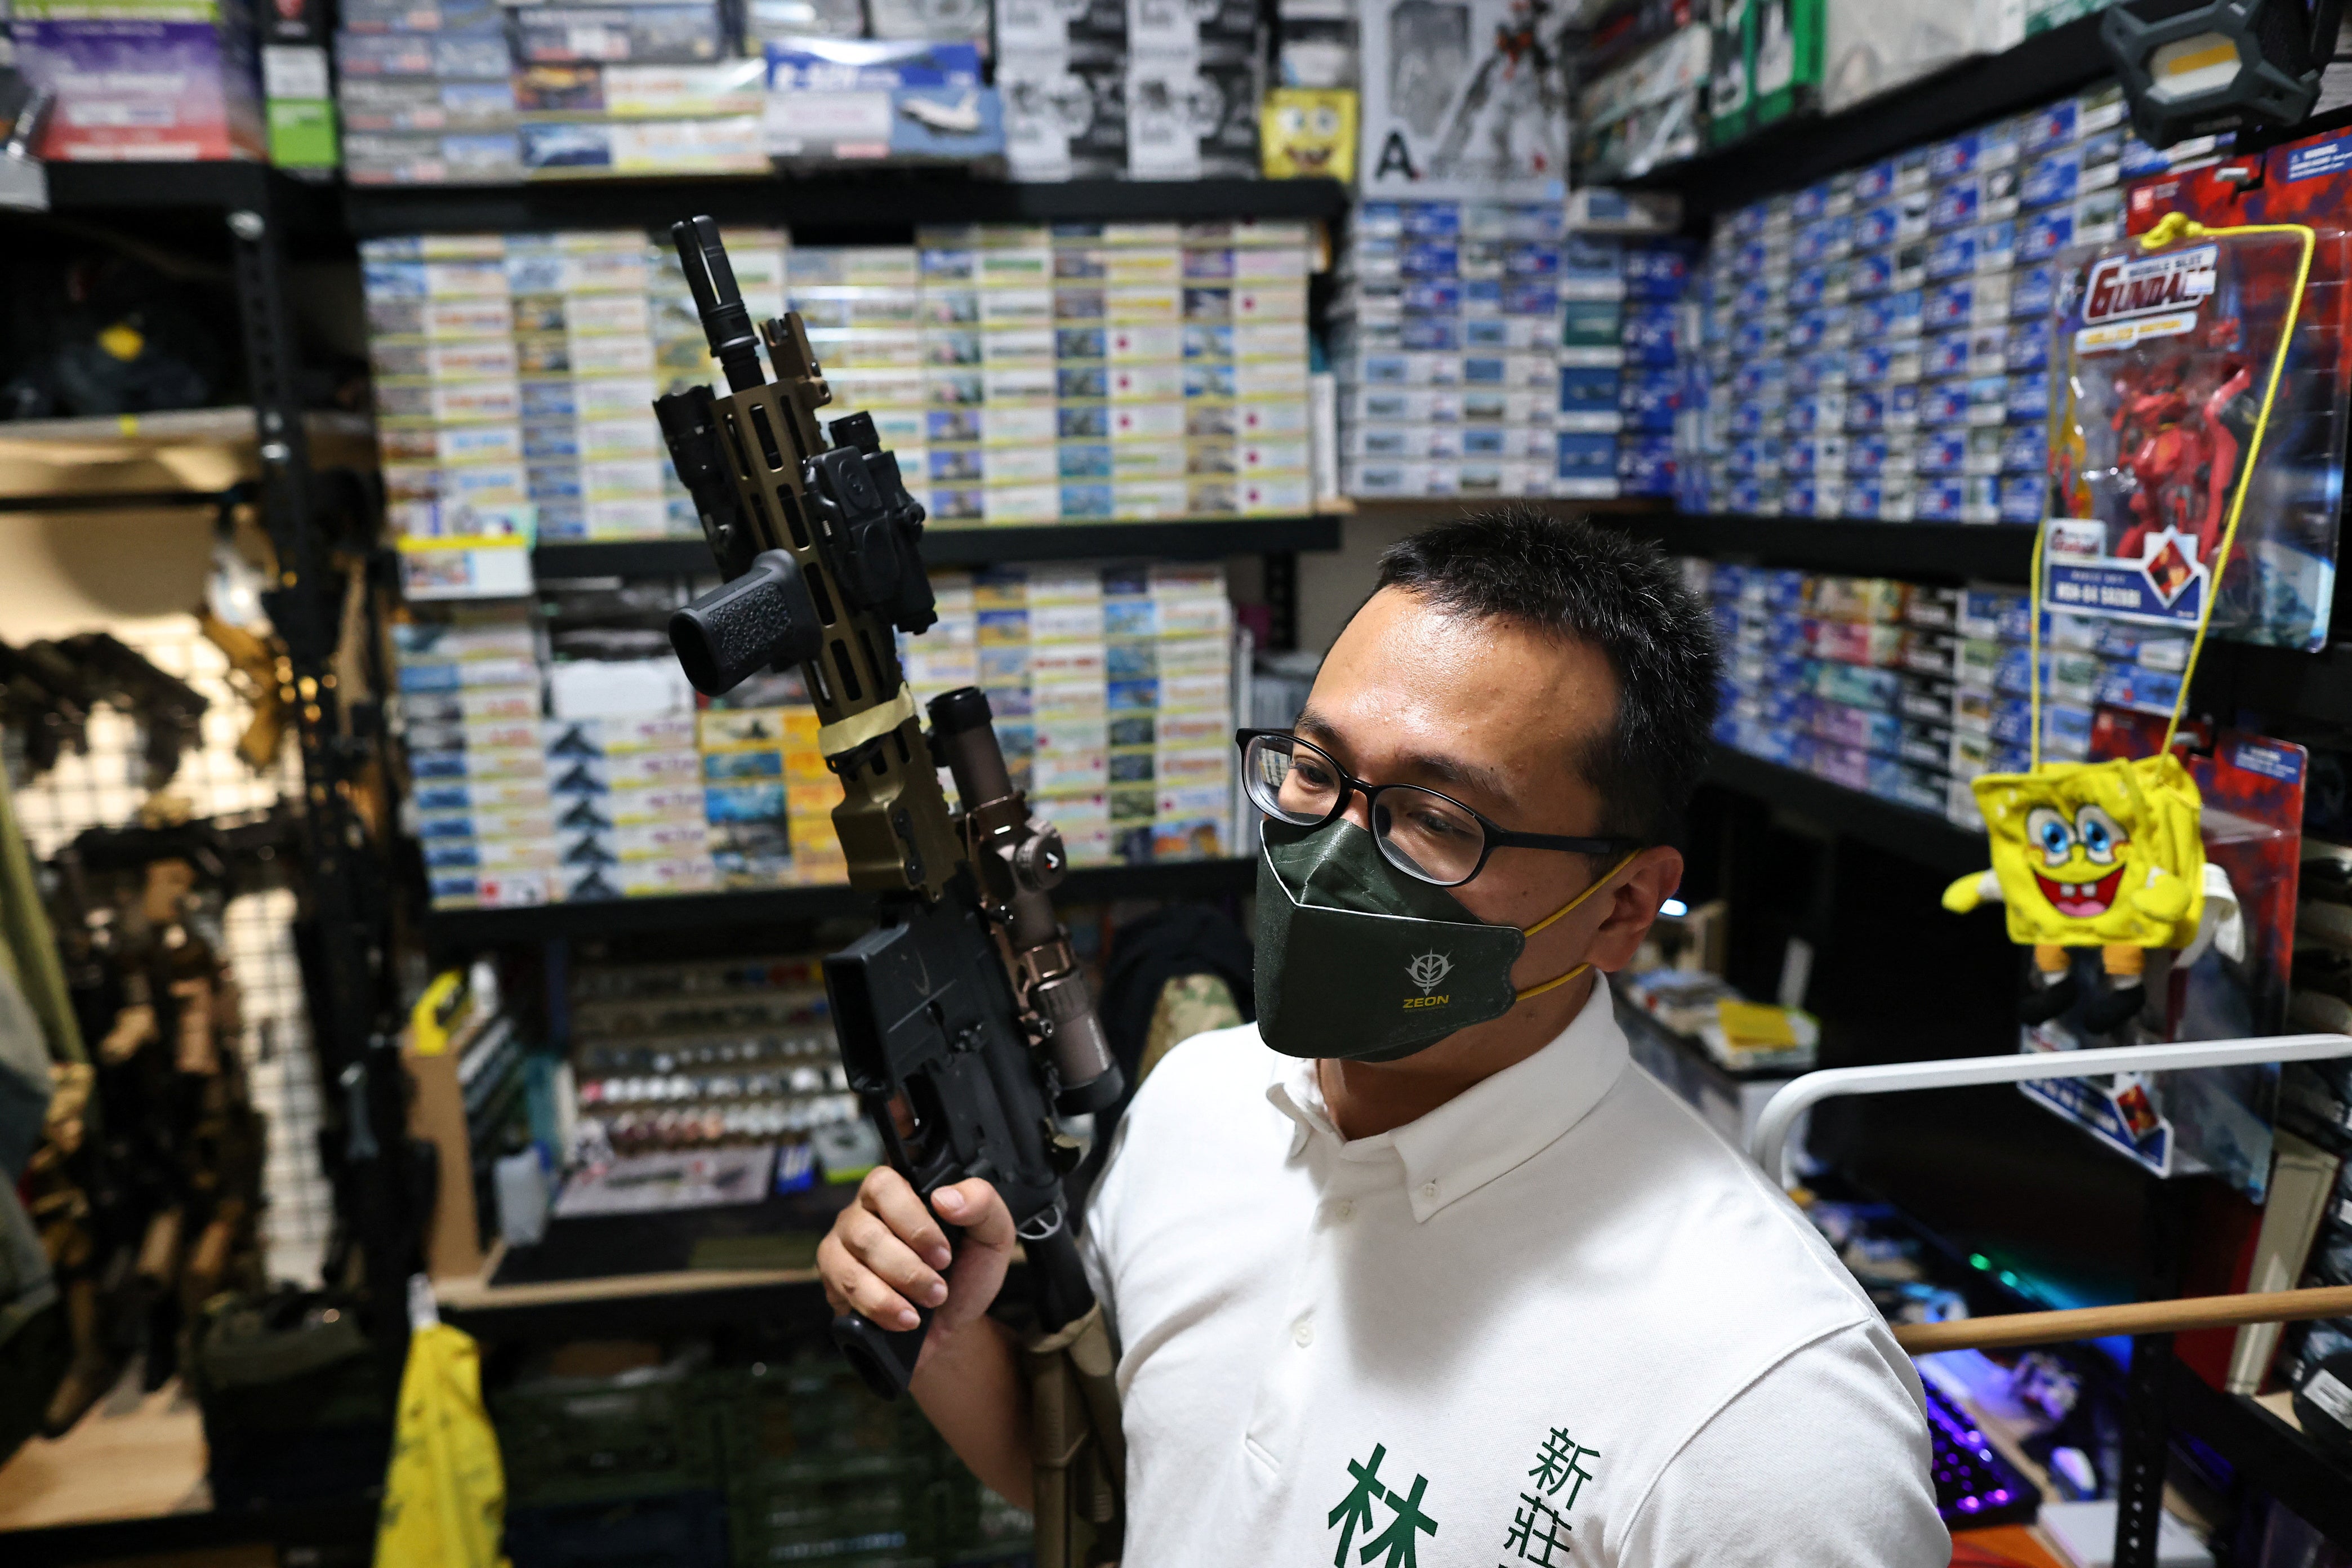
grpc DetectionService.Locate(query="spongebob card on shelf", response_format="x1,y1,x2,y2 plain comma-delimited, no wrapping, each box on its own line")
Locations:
2012,718,2306,1195
2040,219,2352,651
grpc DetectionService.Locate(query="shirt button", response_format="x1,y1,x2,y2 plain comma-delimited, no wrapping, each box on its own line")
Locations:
1293,1317,1314,1348
1420,1181,1440,1202
1333,1200,1355,1222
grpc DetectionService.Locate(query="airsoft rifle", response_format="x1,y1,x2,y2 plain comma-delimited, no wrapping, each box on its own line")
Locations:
653,217,1125,1566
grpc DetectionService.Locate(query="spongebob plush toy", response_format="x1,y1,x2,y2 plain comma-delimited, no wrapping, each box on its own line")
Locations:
1942,752,2236,1034
1261,89,1356,182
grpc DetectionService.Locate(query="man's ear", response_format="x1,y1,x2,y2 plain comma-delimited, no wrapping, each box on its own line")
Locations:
1590,847,1684,974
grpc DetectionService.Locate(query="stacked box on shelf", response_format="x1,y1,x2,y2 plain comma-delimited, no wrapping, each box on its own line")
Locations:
1551,229,1618,501
978,224,1062,525
516,13,763,179
1058,222,1178,521
695,704,845,892
366,234,528,541
1139,562,1235,862
16,0,268,163
1709,564,2207,830
365,228,786,546
802,226,1312,526
1944,586,2039,830
1890,582,1963,814
1694,195,1779,516
901,562,1233,866
547,712,711,901
1691,82,2158,522
542,652,716,898
1616,239,1688,498
1941,584,2193,829
1705,565,1947,816
1671,255,1722,513
395,609,556,910
1183,220,1314,517
1026,566,1112,865
546,227,786,540
797,243,930,513
1336,199,1564,501
514,230,665,541
334,0,517,184
1801,573,1941,812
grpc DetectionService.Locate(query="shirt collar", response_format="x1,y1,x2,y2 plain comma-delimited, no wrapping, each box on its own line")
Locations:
1263,975,1631,1222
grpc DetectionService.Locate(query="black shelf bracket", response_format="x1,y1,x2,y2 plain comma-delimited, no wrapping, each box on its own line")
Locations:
1605,514,2038,586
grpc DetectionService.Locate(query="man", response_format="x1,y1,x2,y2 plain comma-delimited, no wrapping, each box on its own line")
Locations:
818,509,1946,1566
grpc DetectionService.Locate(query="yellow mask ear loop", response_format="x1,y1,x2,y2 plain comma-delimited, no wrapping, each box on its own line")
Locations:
1513,849,1643,1003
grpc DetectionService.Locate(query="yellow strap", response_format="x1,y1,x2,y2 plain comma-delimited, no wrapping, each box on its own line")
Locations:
1517,962,1591,1004
2033,213,2316,769
1513,849,1642,1001
816,681,919,756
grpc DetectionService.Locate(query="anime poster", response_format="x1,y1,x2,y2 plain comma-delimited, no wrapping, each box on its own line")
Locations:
2018,720,2305,1197
1357,0,1567,201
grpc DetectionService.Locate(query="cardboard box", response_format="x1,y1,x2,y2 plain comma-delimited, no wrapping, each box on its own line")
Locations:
19,0,270,162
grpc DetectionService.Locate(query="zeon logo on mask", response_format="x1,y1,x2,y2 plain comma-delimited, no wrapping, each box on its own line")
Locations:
1405,951,1453,1010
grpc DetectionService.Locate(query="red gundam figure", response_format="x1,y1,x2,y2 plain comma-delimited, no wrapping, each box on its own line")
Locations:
2108,341,2256,567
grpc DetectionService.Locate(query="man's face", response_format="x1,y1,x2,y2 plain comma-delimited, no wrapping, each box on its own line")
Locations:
1295,586,1673,1004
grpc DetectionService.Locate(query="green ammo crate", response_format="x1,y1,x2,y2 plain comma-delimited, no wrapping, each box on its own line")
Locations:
493,1360,725,1507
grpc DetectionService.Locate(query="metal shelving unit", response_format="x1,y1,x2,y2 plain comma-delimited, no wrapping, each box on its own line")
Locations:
343,173,1349,238
8,1499,380,1568
533,515,1344,580
422,856,1254,951
1612,515,2038,586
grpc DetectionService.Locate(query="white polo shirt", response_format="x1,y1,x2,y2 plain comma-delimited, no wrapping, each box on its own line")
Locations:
1080,979,1949,1568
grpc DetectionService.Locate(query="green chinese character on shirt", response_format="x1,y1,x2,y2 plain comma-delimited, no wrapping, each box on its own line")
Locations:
1328,1445,1389,1568
1358,1471,1438,1568
1528,1428,1600,1510
1504,1491,1571,1567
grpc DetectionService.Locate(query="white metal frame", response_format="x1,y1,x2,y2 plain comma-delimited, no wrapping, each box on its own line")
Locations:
1748,1034,2352,1188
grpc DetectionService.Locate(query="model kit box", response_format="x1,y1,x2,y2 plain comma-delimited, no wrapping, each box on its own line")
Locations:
513,3,726,64
1707,0,1821,148
1358,0,1566,201
1126,50,1258,179
17,0,269,161
999,45,1125,180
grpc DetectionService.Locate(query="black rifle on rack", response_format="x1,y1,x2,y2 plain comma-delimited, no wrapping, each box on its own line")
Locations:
654,217,1125,1567
0,638,92,777
0,633,208,787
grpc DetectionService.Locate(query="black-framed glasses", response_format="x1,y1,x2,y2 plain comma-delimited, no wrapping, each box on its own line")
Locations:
1235,729,1643,888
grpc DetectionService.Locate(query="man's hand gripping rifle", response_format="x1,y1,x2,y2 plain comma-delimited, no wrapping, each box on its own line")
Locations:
653,218,1125,1565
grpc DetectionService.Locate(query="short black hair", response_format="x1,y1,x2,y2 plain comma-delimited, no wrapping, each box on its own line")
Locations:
1373,506,1720,843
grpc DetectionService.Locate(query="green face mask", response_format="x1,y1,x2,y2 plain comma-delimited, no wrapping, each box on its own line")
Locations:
1253,819,1635,1063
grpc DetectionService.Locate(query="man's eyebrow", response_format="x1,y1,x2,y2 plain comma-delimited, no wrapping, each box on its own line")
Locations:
1294,705,1520,810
